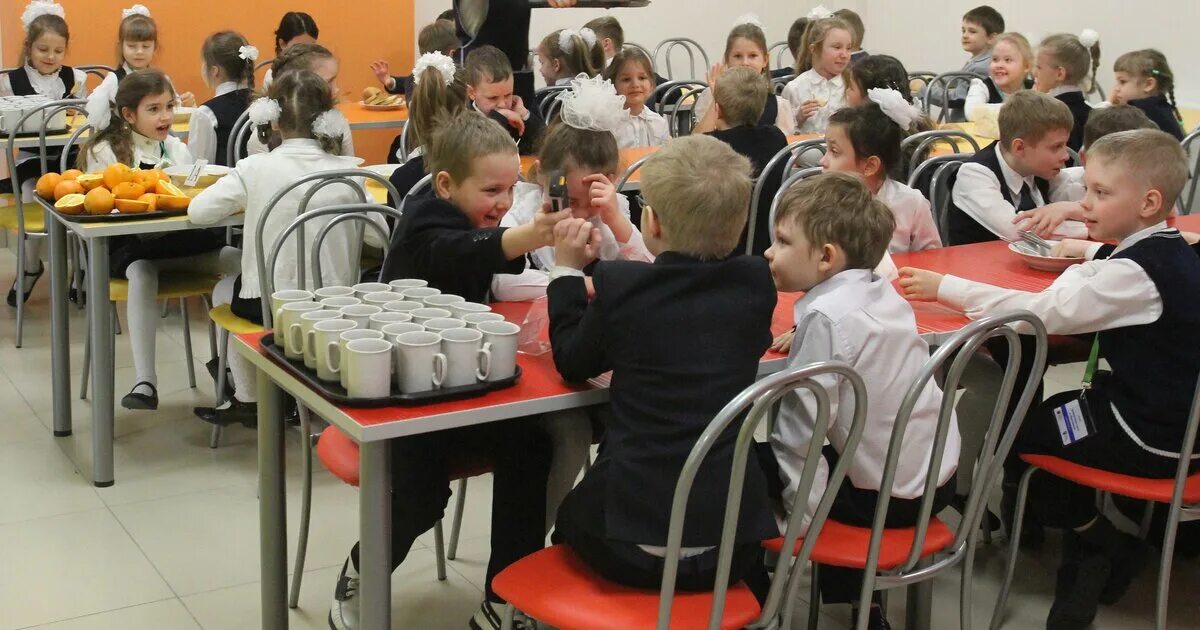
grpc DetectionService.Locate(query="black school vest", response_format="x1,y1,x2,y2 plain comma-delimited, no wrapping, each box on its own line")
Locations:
112,67,128,82
200,88,252,166
7,66,75,98
758,93,778,128
1055,90,1091,152
1128,95,1185,140
982,77,1036,104
1103,231,1200,453
945,141,1050,245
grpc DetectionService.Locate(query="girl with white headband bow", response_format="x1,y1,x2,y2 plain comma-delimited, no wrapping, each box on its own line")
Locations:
536,28,605,87
94,5,194,106
188,31,258,166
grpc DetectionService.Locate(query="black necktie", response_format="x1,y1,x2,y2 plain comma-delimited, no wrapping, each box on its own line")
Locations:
1017,183,1038,212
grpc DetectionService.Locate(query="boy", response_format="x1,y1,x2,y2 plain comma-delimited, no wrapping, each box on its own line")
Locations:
946,90,1086,245
927,5,1004,107
333,111,569,630
770,17,809,80
704,67,787,256
546,135,778,597
833,8,868,65
762,172,959,630
583,16,623,66
900,129,1200,630
463,45,545,155
371,19,459,101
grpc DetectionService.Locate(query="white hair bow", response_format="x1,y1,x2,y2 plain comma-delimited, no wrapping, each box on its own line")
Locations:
1078,28,1100,49
238,45,259,62
867,88,921,131
558,28,597,54
734,13,763,29
559,74,627,133
807,5,834,20
312,109,348,141
412,52,457,86
247,97,281,125
21,0,65,31
122,4,150,19
85,79,118,131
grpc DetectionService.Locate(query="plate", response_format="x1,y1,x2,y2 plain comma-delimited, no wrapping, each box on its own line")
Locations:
164,163,230,188
363,163,400,179
1008,242,1082,272
358,100,406,111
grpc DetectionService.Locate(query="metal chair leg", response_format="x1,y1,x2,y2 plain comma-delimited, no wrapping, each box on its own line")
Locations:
989,467,1037,630
111,301,121,335
807,563,821,630
80,321,91,399
202,295,217,361
447,478,468,560
961,529,979,630
433,520,447,581
15,232,25,348
180,298,196,388
500,604,516,630
1155,506,1183,630
209,329,229,449
289,406,314,609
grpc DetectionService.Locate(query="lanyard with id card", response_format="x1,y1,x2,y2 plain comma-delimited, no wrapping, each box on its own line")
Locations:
1053,335,1101,447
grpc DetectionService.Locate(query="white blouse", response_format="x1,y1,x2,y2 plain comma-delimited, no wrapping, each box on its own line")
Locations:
187,82,246,164
611,107,669,149
245,112,356,158
85,130,194,172
693,88,795,137
781,70,846,134
0,64,88,99
877,178,942,253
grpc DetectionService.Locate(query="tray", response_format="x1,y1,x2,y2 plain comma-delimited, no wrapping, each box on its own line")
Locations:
260,333,522,408
358,100,406,111
529,0,650,6
9,127,70,139
39,197,188,223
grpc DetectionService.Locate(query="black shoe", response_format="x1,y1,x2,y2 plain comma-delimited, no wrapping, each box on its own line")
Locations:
7,262,44,307
1001,483,1044,549
193,399,257,428
205,359,234,399
121,381,158,410
1047,550,1110,630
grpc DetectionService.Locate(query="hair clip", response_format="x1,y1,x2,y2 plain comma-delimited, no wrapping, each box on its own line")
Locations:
412,52,456,86
807,5,834,20
559,73,627,133
867,88,921,131
21,0,65,31
247,97,282,125
122,4,150,19
238,45,259,62
312,108,347,139
734,14,763,29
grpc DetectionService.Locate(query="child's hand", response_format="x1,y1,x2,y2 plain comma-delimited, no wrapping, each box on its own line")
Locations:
705,63,726,91
534,201,572,246
495,108,526,136
797,99,821,124
177,92,196,107
585,174,619,219
1107,84,1122,105
370,60,392,88
510,95,530,120
897,267,944,301
771,329,795,353
1050,238,1092,259
1013,202,1084,238
554,218,602,270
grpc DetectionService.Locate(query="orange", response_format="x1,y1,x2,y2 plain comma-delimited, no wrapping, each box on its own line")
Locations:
102,163,133,190
132,168,161,189
76,173,105,191
35,172,62,200
83,187,114,215
150,169,169,183
54,193,85,215
155,179,186,196
154,194,190,210
114,199,151,213
60,169,82,181
137,193,158,212
53,179,83,201
112,181,146,200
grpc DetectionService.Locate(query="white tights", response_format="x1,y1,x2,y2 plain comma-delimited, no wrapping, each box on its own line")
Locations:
211,274,257,403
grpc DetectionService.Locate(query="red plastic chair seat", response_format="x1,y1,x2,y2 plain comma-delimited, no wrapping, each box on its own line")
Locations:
492,545,761,630
1020,454,1200,504
762,517,955,571
316,425,494,488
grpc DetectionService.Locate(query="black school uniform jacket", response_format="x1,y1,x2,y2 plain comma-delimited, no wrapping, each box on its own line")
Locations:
1055,90,1092,152
705,125,789,256
1128,95,1185,140
483,106,545,156
945,141,1051,246
547,253,778,547
380,196,525,303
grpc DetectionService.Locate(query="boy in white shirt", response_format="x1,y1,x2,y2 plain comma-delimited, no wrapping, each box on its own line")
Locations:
900,129,1200,629
763,172,959,630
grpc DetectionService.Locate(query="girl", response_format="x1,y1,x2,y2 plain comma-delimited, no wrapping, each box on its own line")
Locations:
692,16,795,136
2,1,88,307
821,94,942,253
1109,49,1185,140
80,69,236,410
96,5,193,105
602,47,668,148
1034,30,1101,151
187,31,256,166
247,43,354,158
782,16,853,133
843,55,934,177
188,69,384,426
262,11,320,90
536,28,605,87
386,53,468,207
965,32,1034,119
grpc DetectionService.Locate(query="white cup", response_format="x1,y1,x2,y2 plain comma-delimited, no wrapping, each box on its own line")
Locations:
340,304,382,329
337,329,384,390
278,301,323,359
477,321,521,382
389,278,429,292
369,311,414,331
353,282,392,299
450,301,492,318
401,287,441,302
440,328,489,387
380,322,425,342
394,331,447,394
294,310,342,369
363,291,399,308
411,307,452,326
424,317,466,333
320,296,361,311
463,312,506,329
423,294,466,309
315,285,355,300
311,319,357,382
382,300,422,313
330,338,393,399
271,289,314,328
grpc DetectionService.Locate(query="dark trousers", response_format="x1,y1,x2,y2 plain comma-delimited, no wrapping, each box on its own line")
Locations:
350,418,551,601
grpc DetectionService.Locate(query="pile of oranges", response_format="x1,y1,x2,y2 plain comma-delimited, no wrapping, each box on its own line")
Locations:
35,164,191,216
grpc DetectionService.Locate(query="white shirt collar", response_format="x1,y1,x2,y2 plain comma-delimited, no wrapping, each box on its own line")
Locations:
131,130,161,155
796,267,876,312
122,63,137,75
278,138,327,151
969,49,991,65
630,106,654,120
994,144,1033,198
24,63,59,79
1113,221,1171,255
804,71,844,88
213,81,240,97
1048,85,1082,98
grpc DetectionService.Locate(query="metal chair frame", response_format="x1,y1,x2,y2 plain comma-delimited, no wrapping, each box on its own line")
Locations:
747,139,826,255
535,86,571,121
765,167,823,245
651,80,707,117
924,72,981,122
669,85,708,137
929,160,968,245
769,42,793,71
226,108,253,167
902,130,981,181
615,155,652,193
1181,128,1200,216
653,38,710,81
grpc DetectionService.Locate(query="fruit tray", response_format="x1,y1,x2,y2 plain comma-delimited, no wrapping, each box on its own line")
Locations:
36,197,187,223
261,333,522,408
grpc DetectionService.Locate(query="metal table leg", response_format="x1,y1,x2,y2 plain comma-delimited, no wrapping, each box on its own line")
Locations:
87,236,114,487
258,368,289,629
48,213,71,436
359,440,393,629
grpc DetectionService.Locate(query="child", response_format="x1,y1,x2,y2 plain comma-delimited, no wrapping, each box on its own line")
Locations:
370,19,459,101
770,16,809,81
899,129,1200,630
97,5,192,105
1109,49,1185,140
763,172,958,630
965,32,1034,119
782,16,853,134
603,48,668,148
387,53,468,207
246,44,354,158
703,67,787,255
262,11,319,89
945,90,1085,245
187,31,256,166
1034,31,1102,151
466,45,545,155
822,95,942,252
694,16,796,136
843,55,936,179
80,69,235,411
833,8,868,65
583,16,623,67
343,111,562,630
536,28,605,87
1045,104,1157,205
189,70,380,426
547,134,777,599
924,5,1004,108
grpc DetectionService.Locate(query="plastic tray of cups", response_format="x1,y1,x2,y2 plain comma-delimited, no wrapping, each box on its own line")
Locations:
260,332,521,408
36,197,189,223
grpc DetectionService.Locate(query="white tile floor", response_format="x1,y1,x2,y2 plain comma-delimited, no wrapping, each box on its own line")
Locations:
0,248,1197,629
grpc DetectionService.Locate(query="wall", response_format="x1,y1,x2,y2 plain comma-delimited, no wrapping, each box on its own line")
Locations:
1,0,414,163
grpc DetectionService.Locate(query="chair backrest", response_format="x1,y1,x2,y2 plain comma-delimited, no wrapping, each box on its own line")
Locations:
396,122,415,164
748,139,826,255
769,42,793,71
924,72,980,122
930,160,966,243
5,98,87,237
1181,128,1200,216
908,71,938,94
535,86,570,121
653,37,709,81
615,154,653,193
76,64,116,79
624,42,654,62
227,108,254,167
766,167,823,243
668,85,708,137
901,130,981,180
656,361,869,630
397,173,434,215
651,80,706,117
256,59,274,71
772,74,795,96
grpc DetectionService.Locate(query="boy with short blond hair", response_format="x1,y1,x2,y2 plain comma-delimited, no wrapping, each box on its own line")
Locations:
901,129,1200,629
